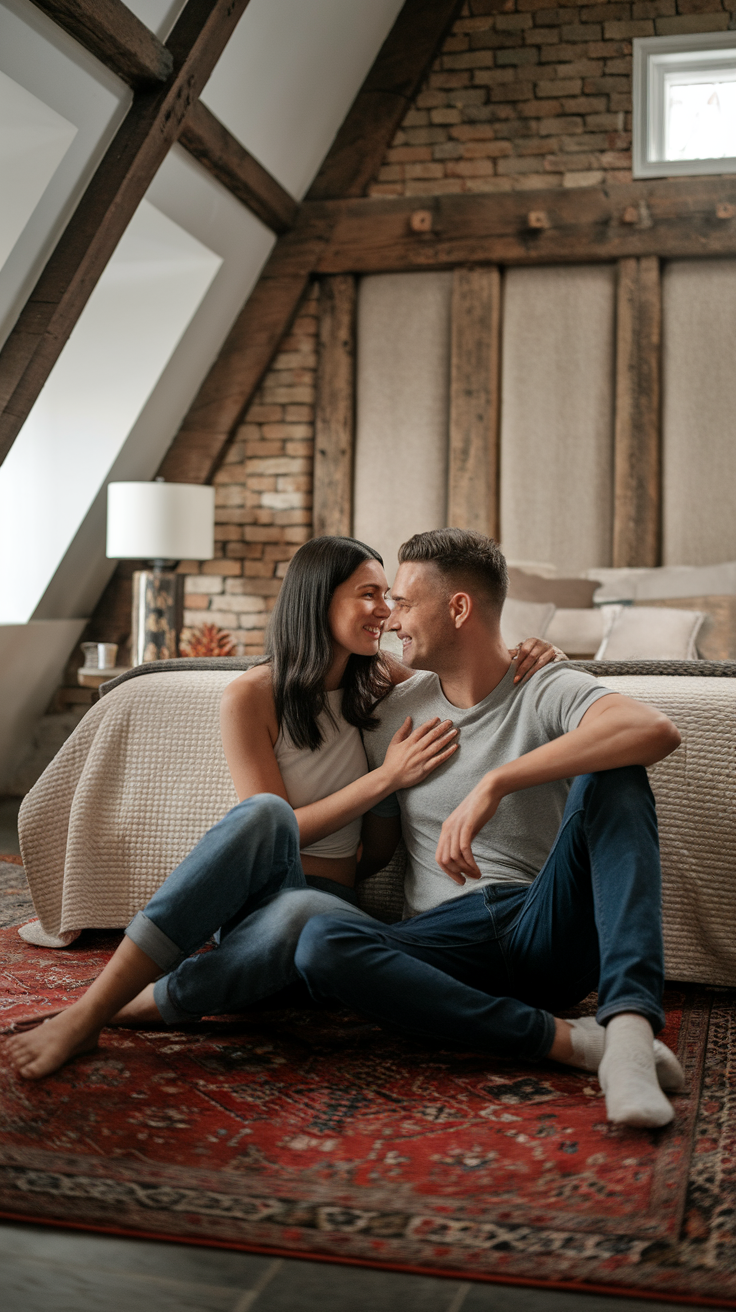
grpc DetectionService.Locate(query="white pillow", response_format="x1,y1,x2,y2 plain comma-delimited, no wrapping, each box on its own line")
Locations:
586,568,649,604
545,607,607,656
595,606,705,661
500,598,555,649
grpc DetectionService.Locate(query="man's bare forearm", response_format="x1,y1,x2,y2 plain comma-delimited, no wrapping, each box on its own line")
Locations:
485,697,680,806
434,693,680,883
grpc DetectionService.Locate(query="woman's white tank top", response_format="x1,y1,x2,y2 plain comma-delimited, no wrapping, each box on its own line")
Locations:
274,688,368,859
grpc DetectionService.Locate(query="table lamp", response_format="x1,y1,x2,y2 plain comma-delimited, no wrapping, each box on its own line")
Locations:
107,479,215,665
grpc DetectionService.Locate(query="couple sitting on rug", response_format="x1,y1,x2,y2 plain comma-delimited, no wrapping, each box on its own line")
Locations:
7,529,685,1128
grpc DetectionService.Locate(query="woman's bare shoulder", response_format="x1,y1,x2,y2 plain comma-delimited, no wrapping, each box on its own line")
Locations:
221,663,275,715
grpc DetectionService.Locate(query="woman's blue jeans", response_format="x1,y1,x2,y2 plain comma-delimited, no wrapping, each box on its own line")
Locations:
294,767,666,1060
124,793,369,1024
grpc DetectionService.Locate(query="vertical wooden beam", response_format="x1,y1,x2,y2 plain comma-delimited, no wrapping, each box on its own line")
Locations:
613,256,662,568
448,266,501,539
313,276,356,538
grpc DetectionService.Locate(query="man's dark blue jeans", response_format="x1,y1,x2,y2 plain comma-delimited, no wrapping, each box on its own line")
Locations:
294,766,665,1061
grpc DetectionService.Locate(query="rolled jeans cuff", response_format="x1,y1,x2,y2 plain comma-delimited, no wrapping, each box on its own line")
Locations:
125,911,184,973
596,996,666,1035
533,1009,558,1061
152,974,194,1026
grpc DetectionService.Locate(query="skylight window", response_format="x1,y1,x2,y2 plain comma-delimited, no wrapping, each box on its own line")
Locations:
633,32,736,177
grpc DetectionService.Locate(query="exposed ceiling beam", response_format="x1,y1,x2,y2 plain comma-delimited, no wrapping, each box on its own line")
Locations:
34,2,297,233
159,0,461,483
271,176,736,275
178,100,298,235
29,0,173,88
0,0,253,468
307,0,464,201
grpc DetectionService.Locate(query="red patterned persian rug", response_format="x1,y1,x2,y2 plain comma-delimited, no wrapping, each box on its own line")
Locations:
0,904,735,1306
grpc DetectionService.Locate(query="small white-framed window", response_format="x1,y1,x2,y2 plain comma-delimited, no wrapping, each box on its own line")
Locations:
633,31,736,177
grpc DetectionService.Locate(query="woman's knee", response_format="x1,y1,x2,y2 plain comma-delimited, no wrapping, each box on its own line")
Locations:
230,792,297,835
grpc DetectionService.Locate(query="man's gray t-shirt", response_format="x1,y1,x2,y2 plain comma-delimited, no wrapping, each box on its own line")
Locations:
365,663,612,917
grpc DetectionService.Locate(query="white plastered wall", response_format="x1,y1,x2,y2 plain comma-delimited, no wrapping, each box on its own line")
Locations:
662,258,736,565
353,272,453,581
0,622,86,792
499,265,616,575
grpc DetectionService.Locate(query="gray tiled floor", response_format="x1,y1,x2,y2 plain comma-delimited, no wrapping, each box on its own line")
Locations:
0,1223,710,1312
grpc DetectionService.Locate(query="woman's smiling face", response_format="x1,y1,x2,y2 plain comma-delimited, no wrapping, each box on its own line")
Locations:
327,559,391,659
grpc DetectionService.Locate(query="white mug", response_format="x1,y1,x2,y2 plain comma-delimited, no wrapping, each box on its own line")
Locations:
97,643,118,670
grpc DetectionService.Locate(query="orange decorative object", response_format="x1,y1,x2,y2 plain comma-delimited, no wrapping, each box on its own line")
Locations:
179,622,237,658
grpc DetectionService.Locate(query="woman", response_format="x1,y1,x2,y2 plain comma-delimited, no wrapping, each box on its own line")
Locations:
6,537,560,1080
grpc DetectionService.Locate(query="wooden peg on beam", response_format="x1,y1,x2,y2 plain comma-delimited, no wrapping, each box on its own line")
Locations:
527,210,550,230
409,209,433,233
716,201,736,220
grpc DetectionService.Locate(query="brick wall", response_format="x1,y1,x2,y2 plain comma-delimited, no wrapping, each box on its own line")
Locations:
179,282,318,656
369,0,734,197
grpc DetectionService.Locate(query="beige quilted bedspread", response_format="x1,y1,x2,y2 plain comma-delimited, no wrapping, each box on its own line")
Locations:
17,671,736,986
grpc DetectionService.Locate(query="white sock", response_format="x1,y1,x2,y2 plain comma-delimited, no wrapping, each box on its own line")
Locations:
560,1019,685,1093
652,1039,686,1092
567,1016,606,1072
599,1013,674,1128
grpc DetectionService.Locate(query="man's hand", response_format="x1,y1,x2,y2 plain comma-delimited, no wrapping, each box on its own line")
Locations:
435,775,502,884
434,692,680,885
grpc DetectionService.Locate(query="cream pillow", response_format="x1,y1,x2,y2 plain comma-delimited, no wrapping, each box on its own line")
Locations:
545,607,606,657
500,598,555,649
595,606,705,661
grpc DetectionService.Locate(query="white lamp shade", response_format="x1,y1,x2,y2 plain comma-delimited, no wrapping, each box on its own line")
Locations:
106,482,215,561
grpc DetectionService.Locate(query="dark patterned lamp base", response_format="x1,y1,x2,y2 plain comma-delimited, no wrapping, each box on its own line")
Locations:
131,569,184,665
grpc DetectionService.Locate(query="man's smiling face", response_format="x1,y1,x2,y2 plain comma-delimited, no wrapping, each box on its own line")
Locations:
387,562,456,670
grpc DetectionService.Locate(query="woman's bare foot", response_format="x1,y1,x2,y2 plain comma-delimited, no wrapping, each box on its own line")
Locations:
5,1009,100,1080
5,936,163,1080
110,983,163,1027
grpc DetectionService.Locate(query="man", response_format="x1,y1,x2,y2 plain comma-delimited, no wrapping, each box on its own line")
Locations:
295,529,684,1129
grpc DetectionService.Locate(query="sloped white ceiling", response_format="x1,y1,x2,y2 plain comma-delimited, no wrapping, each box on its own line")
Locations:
201,0,405,199
124,0,187,41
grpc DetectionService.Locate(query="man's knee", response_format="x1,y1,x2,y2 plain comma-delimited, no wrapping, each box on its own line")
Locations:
572,764,653,808
295,913,358,983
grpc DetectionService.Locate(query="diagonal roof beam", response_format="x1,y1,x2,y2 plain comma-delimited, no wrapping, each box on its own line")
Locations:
178,101,298,235
29,0,173,88
158,0,464,484
0,0,253,468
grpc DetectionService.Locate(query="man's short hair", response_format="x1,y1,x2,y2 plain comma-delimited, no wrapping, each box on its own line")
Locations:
398,528,508,614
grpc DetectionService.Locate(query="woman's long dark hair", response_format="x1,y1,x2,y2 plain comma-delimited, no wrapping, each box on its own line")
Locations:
266,536,393,750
